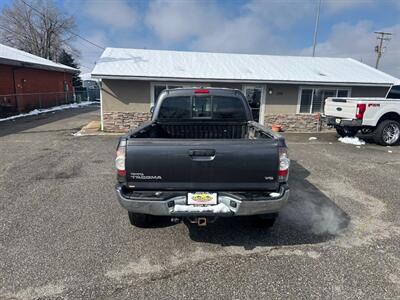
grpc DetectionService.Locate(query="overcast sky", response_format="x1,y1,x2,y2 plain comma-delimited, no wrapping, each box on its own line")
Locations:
2,0,399,77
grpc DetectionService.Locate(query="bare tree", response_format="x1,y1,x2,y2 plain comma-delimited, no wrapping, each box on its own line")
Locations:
0,0,77,61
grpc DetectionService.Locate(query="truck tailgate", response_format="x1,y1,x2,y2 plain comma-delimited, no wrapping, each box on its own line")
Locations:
125,139,280,191
325,98,356,119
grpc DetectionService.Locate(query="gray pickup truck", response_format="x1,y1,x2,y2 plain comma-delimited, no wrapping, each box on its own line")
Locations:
115,88,290,227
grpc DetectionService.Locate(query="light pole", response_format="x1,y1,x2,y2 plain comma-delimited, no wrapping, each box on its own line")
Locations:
312,0,322,57
374,31,392,69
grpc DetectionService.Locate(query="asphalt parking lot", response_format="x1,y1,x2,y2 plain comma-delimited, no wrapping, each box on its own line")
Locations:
1,107,399,299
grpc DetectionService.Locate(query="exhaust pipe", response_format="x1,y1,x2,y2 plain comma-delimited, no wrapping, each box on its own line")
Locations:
197,217,207,227
171,217,181,224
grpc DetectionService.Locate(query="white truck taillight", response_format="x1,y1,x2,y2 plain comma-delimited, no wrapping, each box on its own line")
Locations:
116,139,126,176
355,103,366,119
278,147,290,182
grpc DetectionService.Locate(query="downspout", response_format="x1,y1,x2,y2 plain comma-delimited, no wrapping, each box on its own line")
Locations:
100,79,104,131
12,67,19,112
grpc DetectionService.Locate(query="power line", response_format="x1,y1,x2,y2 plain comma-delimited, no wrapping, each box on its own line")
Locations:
0,24,21,37
374,31,392,69
19,0,105,50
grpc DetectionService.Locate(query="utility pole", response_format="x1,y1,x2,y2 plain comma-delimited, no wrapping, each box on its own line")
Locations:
312,0,322,57
374,31,392,69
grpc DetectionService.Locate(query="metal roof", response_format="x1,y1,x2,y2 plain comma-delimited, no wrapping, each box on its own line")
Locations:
79,72,99,82
92,47,399,86
0,43,77,73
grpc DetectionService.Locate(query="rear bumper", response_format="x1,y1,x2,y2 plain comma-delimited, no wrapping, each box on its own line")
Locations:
116,185,289,217
326,116,362,127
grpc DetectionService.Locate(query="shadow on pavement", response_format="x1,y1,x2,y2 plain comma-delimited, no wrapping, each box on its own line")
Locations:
0,106,99,138
186,160,350,249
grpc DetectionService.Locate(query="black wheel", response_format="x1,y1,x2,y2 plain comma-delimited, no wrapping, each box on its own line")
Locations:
128,212,154,228
253,213,278,228
373,120,400,146
336,127,359,137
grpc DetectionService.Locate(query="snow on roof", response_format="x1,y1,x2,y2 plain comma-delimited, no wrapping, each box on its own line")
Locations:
0,43,77,73
92,48,398,86
79,72,99,81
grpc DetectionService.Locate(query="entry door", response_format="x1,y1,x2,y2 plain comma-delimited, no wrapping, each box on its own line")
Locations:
243,85,266,124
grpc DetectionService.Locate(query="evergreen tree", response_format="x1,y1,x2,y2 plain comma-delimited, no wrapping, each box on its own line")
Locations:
58,50,82,87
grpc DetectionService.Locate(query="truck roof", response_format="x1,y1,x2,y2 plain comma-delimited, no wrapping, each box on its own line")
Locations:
162,87,244,96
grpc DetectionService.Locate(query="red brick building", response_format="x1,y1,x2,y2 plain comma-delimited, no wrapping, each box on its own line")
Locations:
0,43,77,115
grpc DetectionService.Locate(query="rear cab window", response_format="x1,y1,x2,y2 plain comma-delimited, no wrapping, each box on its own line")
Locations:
157,96,191,119
157,95,247,121
387,85,400,99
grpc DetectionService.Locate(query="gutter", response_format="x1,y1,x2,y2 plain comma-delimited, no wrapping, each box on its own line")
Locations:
90,74,395,87
0,58,78,73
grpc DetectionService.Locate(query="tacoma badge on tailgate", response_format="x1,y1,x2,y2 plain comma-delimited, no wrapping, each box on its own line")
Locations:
131,172,162,180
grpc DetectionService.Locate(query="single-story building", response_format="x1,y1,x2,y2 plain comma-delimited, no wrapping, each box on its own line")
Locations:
0,43,77,116
91,48,399,132
78,72,100,102
80,72,100,89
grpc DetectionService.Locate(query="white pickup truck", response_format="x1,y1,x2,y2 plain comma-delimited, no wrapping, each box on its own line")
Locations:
324,85,400,146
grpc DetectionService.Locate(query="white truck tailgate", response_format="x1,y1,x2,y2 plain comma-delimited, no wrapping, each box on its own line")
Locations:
324,98,356,119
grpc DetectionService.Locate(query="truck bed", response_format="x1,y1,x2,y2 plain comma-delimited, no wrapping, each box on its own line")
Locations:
130,121,273,140
117,88,287,194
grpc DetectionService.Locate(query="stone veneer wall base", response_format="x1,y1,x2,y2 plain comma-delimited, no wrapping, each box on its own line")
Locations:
103,112,151,132
103,112,328,133
265,113,327,132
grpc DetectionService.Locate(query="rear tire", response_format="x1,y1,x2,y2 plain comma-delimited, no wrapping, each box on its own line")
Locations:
253,213,278,228
336,127,358,137
128,212,154,228
373,120,400,146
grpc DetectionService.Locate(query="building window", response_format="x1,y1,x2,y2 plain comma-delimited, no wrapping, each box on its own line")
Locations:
298,88,350,114
154,85,167,103
153,84,182,103
151,83,189,106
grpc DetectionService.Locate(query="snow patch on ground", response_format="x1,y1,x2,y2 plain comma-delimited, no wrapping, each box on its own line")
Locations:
0,101,97,122
174,203,231,213
338,136,366,146
308,137,318,141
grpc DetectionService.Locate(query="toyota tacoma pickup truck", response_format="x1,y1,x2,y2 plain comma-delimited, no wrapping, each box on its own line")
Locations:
115,88,290,227
324,84,400,145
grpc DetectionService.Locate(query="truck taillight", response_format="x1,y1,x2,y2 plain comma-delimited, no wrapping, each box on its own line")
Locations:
278,147,290,182
116,140,126,177
355,103,366,119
